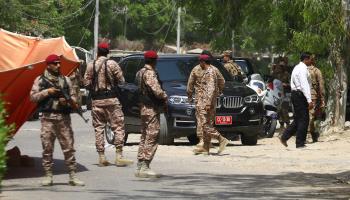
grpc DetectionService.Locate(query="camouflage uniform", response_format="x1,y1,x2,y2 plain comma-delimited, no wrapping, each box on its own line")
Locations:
84,56,126,152
224,60,242,77
136,64,167,162
308,65,325,142
30,70,81,185
31,72,77,172
273,70,291,127
194,65,229,154
187,65,225,142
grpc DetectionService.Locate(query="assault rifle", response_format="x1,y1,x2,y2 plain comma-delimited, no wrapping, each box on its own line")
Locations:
58,86,89,123
43,76,89,123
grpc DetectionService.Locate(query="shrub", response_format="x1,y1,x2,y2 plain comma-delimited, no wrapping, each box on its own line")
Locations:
0,99,11,185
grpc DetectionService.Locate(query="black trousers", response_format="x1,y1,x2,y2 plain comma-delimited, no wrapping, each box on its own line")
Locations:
281,91,309,147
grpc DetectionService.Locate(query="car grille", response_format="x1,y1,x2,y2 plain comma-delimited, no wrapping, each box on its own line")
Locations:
216,96,243,109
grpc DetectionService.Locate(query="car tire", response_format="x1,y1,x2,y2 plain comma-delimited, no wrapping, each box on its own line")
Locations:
266,119,277,138
241,135,258,145
86,97,92,110
105,124,129,145
158,113,174,145
187,134,199,145
105,124,114,145
124,132,129,145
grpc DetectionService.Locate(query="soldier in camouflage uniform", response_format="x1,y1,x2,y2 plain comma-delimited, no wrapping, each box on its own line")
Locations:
222,50,243,81
30,54,84,186
187,50,225,148
190,54,229,155
134,50,168,178
308,55,325,142
84,43,133,167
272,60,291,129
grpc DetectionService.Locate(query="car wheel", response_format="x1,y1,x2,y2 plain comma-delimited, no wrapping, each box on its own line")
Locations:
105,124,129,145
124,132,129,145
159,114,174,145
105,124,114,145
241,135,258,145
187,134,199,145
85,92,92,110
266,119,277,138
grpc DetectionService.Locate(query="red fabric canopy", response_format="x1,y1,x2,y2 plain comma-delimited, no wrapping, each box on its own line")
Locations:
0,29,80,135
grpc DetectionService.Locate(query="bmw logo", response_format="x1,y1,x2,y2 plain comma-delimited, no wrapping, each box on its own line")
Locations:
186,108,193,116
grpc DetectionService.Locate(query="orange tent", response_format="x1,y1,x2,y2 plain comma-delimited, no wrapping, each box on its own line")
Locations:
0,29,80,135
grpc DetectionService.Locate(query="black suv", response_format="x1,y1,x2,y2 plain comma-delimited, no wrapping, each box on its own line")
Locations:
118,54,264,145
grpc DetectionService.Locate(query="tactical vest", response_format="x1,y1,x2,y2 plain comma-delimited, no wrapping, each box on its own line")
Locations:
38,76,72,114
137,68,165,107
225,61,243,82
90,59,120,100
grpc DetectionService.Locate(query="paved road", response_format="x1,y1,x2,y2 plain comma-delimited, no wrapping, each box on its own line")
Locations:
1,113,350,200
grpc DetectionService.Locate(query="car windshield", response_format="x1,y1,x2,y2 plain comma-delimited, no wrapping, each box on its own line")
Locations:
187,58,233,81
157,57,233,82
234,60,249,75
156,59,189,81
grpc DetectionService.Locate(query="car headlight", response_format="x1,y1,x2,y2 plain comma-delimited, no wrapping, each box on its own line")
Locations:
168,95,189,105
244,94,259,103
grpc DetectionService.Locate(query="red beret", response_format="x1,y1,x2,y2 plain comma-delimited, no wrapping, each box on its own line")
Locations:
45,54,60,64
98,43,109,49
144,50,158,59
199,54,210,61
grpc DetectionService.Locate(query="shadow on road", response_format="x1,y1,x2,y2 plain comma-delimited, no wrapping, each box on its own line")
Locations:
97,172,350,199
4,157,88,180
2,171,350,199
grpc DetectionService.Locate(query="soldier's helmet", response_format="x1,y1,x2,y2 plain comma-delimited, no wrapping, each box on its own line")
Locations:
222,50,232,57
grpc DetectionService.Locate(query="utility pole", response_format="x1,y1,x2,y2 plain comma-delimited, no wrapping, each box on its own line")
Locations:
231,30,235,57
124,6,128,38
94,0,99,59
176,7,181,54
271,46,274,64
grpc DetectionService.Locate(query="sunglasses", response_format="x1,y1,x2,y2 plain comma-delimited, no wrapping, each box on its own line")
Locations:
51,62,61,65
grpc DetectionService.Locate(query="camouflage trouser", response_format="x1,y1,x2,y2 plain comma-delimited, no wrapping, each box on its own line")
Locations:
137,105,159,162
197,107,221,144
195,108,203,139
278,101,290,125
196,107,219,141
92,103,125,152
40,116,76,171
308,99,319,139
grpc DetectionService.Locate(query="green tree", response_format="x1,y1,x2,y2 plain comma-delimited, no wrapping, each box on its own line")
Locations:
0,100,11,185
126,0,178,49
240,0,348,131
0,0,95,48
185,0,349,131
0,0,88,37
